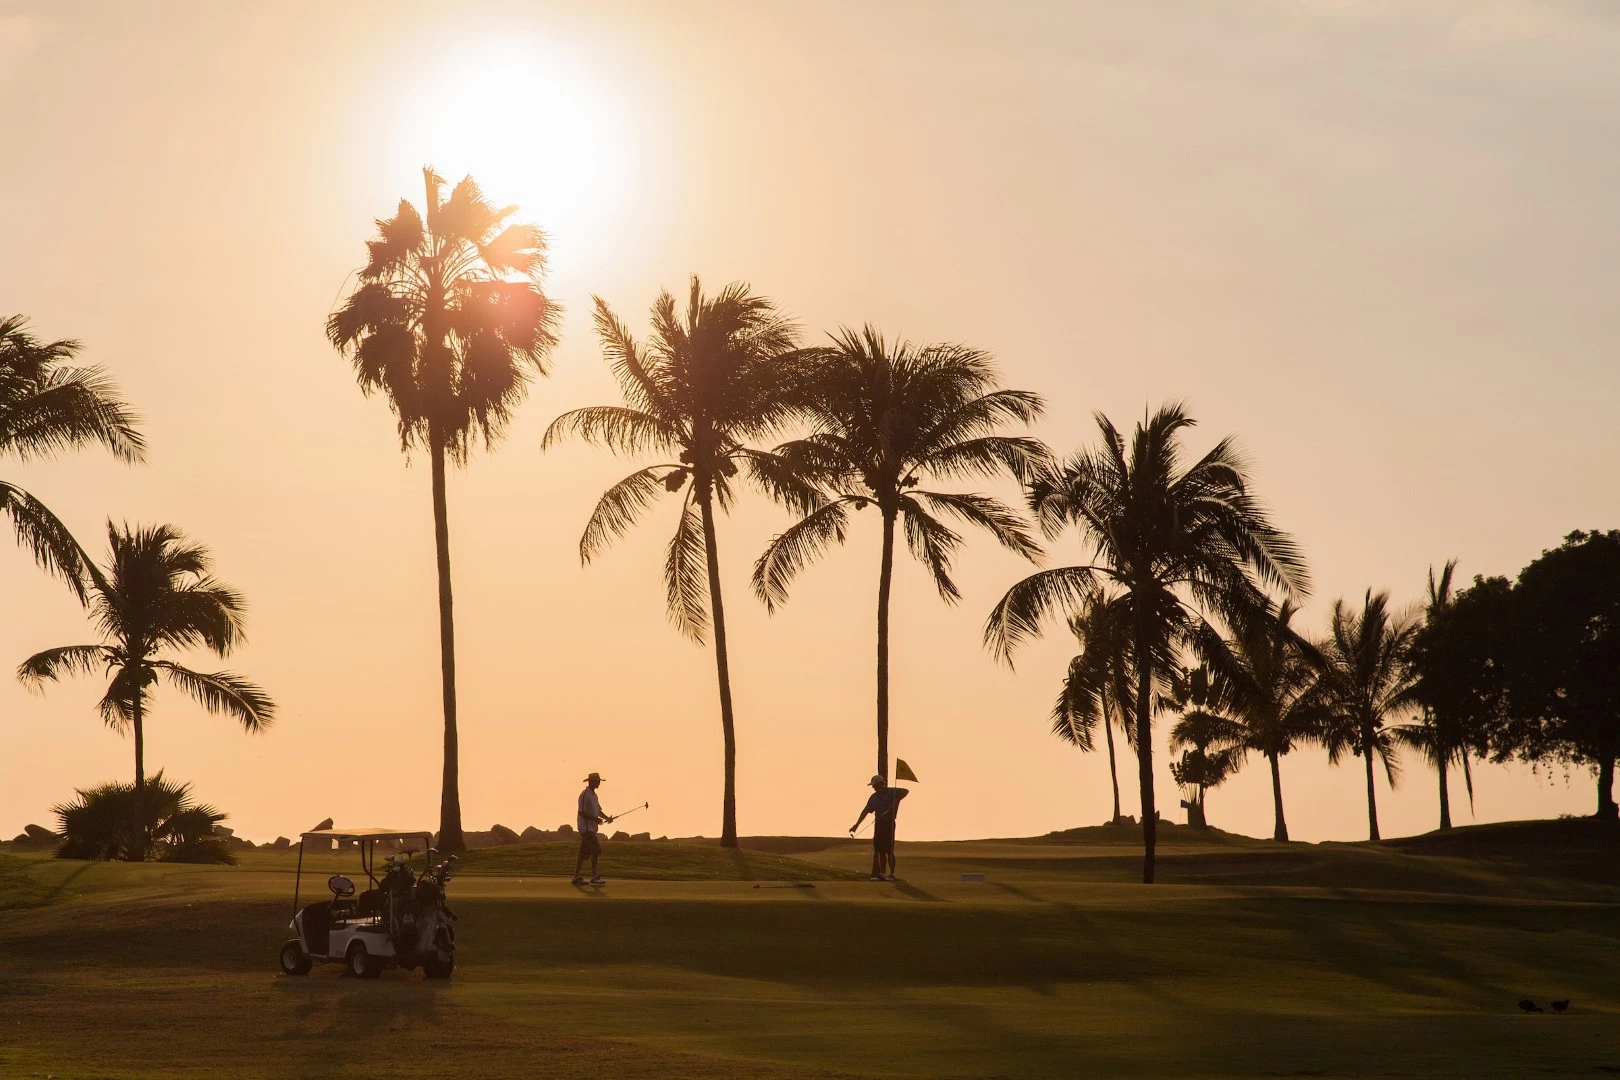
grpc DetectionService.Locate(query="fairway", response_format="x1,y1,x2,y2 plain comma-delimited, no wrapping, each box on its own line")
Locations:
2,826,1618,1079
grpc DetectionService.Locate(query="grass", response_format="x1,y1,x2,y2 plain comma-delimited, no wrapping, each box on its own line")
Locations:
1,820,1617,1078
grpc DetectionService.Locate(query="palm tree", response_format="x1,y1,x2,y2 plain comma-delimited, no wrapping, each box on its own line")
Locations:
1,315,144,594
327,168,559,853
986,404,1308,883
17,523,274,860
1053,590,1136,823
1220,599,1324,842
1317,590,1418,842
1396,561,1475,831
1166,670,1247,831
544,279,812,847
752,326,1045,780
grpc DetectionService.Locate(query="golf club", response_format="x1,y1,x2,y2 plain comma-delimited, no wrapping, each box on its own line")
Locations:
608,801,650,823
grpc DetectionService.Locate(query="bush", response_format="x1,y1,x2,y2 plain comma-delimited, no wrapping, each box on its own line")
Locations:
54,772,235,864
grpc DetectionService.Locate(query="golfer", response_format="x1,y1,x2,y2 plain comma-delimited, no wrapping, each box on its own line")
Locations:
849,774,909,881
571,771,614,885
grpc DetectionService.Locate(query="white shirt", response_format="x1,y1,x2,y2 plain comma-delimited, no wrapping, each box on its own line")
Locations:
577,787,603,834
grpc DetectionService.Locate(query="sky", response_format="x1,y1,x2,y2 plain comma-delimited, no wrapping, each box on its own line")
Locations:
1,0,1616,844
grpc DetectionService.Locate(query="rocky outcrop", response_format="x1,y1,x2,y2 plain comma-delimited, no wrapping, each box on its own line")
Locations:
271,836,292,849
609,830,630,841
630,832,651,841
309,817,334,832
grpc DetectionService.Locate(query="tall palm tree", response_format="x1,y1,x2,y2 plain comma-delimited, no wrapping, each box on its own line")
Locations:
1317,590,1418,842
17,523,274,860
545,279,812,847
1,315,144,594
986,404,1308,883
1220,599,1324,842
1053,590,1136,823
1396,561,1475,831
327,168,559,853
752,326,1045,780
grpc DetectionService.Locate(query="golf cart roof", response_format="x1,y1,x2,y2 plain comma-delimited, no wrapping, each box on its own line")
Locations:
300,828,431,842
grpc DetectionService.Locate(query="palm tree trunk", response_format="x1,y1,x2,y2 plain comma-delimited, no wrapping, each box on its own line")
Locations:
429,440,464,854
1437,754,1452,831
1134,622,1156,884
131,684,146,862
1268,751,1288,842
1362,724,1380,841
875,511,896,781
696,484,739,847
1102,697,1121,823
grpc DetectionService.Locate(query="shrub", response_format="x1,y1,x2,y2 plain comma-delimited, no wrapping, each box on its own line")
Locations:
54,772,234,864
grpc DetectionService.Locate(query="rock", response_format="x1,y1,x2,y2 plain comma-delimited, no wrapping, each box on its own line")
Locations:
609,830,630,841
10,833,27,844
557,824,574,834
520,826,547,842
22,824,59,844
310,817,334,832
656,835,668,841
272,836,292,849
489,824,521,845
630,832,650,841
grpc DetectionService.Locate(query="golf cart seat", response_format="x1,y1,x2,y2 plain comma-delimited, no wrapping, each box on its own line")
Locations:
356,888,384,919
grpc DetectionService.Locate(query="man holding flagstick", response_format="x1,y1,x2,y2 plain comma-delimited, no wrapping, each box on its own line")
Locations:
850,759,917,881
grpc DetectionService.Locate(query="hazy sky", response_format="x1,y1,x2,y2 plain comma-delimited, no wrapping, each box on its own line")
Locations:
2,1,1616,843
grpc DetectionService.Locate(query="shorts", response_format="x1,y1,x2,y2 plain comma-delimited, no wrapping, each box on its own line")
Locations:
578,831,601,857
873,820,895,854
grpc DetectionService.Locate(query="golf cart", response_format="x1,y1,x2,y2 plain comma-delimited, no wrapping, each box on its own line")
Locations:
278,828,458,980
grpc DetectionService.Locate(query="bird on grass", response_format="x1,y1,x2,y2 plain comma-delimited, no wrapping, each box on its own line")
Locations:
1551,999,1570,1013
1518,1000,1543,1013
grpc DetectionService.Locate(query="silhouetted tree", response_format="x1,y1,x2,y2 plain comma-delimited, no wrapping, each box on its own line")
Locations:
545,279,813,846
0,315,143,594
1166,666,1246,830
1398,561,1490,830
1492,531,1620,819
327,169,559,853
986,405,1308,882
1317,591,1417,841
55,771,231,864
753,327,1044,779
1219,599,1324,841
17,523,273,860
1053,590,1136,823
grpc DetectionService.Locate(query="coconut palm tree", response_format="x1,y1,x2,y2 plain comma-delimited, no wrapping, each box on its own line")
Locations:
1396,561,1477,831
544,279,813,847
327,168,559,853
17,523,274,860
1,315,144,594
1053,590,1136,823
985,404,1308,883
1219,599,1324,842
1317,590,1418,841
752,326,1045,780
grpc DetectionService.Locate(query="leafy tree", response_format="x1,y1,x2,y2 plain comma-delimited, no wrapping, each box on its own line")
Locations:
1317,590,1418,841
55,771,232,864
1053,591,1136,823
1166,666,1247,830
1398,561,1492,830
752,326,1044,779
327,169,559,852
986,405,1307,882
545,279,813,846
1494,531,1620,819
17,523,273,860
1,315,144,594
1219,599,1324,841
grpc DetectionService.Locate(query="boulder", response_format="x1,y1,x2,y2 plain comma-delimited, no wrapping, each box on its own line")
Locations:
272,836,292,849
23,824,59,844
519,826,547,842
609,830,630,841
489,824,521,845
310,817,334,832
557,824,574,835
630,832,651,842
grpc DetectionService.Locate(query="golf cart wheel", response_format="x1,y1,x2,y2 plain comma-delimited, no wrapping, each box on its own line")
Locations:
422,952,454,980
345,941,381,979
279,939,311,976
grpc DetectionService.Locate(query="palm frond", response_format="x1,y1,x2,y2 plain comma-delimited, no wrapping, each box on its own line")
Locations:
909,490,1041,562
579,466,683,563
152,662,275,732
984,566,1103,665
752,499,852,612
664,497,710,643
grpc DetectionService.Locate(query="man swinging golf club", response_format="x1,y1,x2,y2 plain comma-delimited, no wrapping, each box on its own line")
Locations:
572,772,614,886
850,772,909,881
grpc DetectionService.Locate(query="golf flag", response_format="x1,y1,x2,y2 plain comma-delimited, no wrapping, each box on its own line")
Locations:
894,758,919,783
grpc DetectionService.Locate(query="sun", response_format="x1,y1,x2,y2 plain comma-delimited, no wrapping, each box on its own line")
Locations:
397,36,634,263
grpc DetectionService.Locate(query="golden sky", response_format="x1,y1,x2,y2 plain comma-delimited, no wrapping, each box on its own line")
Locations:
2,1,1616,842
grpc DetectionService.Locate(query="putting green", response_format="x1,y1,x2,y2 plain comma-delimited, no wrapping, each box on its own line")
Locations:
1,823,1617,1078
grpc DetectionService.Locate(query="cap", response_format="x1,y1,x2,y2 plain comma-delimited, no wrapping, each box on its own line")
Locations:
583,772,604,783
